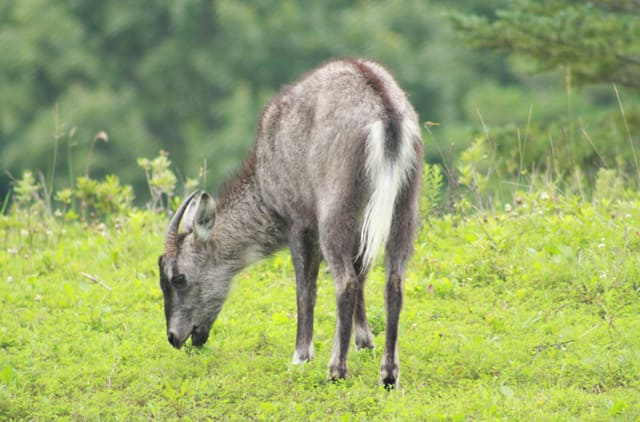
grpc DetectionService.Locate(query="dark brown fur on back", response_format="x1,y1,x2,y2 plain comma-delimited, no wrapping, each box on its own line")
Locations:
348,59,402,156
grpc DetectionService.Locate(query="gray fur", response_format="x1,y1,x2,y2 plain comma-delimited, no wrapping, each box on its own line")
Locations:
158,58,423,388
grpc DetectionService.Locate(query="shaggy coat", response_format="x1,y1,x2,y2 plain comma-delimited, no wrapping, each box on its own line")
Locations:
159,58,423,388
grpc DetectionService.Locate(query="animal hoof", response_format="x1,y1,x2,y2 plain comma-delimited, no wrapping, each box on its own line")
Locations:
380,366,399,390
329,365,348,381
355,338,375,351
381,376,398,390
292,353,311,365
355,326,374,350
292,345,314,364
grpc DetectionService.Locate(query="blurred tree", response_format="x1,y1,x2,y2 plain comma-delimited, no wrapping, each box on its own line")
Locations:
0,0,518,204
0,0,221,198
451,0,640,190
452,0,640,89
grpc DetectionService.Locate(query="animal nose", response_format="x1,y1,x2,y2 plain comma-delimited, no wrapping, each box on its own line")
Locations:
167,331,179,348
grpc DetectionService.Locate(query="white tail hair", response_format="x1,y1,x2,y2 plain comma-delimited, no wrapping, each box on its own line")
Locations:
358,119,420,272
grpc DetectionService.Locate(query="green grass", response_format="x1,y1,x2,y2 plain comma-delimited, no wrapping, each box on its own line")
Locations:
1,194,639,420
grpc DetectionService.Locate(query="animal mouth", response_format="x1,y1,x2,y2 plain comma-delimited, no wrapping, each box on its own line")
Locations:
167,331,188,349
167,326,209,349
190,325,210,347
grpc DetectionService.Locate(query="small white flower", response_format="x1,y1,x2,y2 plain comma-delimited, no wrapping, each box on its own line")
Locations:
505,203,512,212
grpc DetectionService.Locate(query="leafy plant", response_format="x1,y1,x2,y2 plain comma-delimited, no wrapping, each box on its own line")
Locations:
12,170,43,211
420,163,444,219
74,174,133,221
592,168,626,204
138,151,178,212
457,136,492,211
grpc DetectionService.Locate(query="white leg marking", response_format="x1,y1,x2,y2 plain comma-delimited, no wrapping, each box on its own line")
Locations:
292,343,314,364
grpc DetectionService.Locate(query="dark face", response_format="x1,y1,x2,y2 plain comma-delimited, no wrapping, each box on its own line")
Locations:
158,242,230,349
159,191,228,350
158,255,207,348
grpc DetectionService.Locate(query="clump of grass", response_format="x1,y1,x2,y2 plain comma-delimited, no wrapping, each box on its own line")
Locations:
2,163,640,420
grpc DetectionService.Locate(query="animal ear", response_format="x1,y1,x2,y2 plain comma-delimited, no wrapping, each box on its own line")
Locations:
194,192,216,244
182,194,199,234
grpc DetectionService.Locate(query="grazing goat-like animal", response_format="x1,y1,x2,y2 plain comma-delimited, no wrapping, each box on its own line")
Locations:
158,58,423,388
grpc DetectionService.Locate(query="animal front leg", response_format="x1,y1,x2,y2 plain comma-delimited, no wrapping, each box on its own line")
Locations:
289,228,320,364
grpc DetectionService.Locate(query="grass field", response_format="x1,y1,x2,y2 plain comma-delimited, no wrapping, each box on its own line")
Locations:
1,191,639,420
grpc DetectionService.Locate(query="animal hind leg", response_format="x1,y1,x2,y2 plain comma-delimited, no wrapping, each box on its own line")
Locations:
319,214,360,380
353,254,374,350
381,173,421,389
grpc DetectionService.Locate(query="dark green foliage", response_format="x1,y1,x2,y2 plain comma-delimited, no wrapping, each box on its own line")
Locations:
4,0,638,205
452,0,640,88
0,0,478,202
447,0,640,201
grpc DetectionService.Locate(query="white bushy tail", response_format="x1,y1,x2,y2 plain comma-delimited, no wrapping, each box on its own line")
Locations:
358,119,419,272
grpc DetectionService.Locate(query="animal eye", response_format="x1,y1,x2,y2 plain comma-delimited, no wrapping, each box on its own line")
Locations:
171,274,187,288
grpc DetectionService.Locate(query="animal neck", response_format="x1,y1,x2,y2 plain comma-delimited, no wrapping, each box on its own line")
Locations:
211,169,286,271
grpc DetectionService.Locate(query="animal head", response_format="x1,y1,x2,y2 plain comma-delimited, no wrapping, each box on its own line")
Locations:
158,191,232,349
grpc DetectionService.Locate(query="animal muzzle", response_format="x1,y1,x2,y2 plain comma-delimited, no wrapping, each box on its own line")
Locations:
167,331,184,349
167,326,210,349
190,326,210,347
